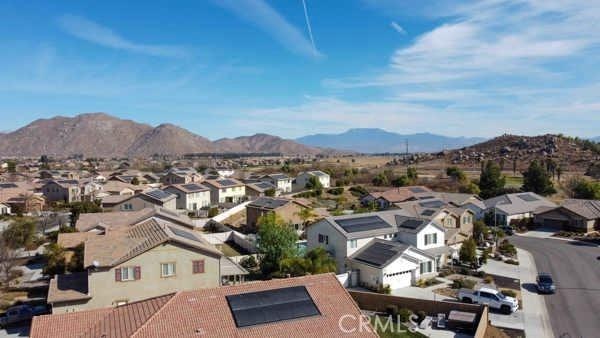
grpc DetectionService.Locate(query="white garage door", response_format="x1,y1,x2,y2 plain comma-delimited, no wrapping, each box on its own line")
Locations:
384,270,413,289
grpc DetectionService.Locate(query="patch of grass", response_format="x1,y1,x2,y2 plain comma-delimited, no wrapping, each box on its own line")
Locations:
504,176,523,188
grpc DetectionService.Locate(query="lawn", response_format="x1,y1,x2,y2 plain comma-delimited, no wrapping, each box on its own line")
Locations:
370,315,426,338
504,176,523,188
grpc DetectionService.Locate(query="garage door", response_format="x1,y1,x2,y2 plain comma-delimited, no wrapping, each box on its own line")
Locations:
384,270,413,289
543,218,567,229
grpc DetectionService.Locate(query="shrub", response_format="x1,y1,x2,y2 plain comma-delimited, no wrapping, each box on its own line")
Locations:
327,187,344,195
207,207,219,218
502,289,517,297
474,270,486,278
452,278,476,289
386,304,398,317
239,256,258,270
378,284,392,294
505,259,519,265
483,275,494,284
398,308,412,323
416,310,427,324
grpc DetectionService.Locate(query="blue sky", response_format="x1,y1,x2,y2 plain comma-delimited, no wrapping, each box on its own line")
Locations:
1,0,599,139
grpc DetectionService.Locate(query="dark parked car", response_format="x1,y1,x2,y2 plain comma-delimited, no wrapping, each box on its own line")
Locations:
0,305,49,328
536,273,556,294
500,225,514,236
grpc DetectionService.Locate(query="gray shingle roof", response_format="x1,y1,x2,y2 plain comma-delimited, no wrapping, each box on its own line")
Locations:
248,197,290,210
484,192,556,215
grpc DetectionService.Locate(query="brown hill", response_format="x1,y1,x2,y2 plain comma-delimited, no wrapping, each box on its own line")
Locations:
126,123,213,156
0,113,326,157
213,133,321,155
444,134,600,172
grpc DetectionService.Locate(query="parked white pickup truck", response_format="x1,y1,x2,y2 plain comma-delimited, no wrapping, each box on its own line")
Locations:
458,287,519,314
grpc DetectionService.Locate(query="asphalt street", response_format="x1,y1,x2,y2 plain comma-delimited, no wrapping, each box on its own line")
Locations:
511,236,600,338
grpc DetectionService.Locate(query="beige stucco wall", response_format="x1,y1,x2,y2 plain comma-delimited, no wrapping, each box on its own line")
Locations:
52,243,221,313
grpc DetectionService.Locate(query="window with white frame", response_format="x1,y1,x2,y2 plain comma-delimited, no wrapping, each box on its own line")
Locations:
424,233,437,245
160,262,176,277
349,239,357,248
419,261,433,274
120,267,135,281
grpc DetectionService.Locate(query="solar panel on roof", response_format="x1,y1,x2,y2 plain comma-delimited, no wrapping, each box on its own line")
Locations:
409,187,427,193
421,209,435,216
418,195,435,200
0,183,18,188
145,189,174,200
181,183,205,191
217,179,238,186
517,194,539,202
226,286,320,328
419,200,445,208
354,241,405,267
168,226,201,242
399,219,425,229
336,216,391,233
255,182,273,189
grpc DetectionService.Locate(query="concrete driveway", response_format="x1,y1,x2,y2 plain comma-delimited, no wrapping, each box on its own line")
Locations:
515,227,559,239
512,236,600,338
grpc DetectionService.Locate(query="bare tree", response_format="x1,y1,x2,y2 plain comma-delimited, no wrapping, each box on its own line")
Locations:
0,238,18,287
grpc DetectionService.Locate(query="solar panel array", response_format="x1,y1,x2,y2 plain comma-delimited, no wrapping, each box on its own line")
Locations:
226,286,320,328
409,187,427,193
145,189,174,201
181,183,207,192
354,241,405,267
168,226,201,243
255,182,274,189
250,197,288,209
0,183,18,189
336,216,391,233
421,209,435,216
419,200,445,208
399,219,425,229
517,193,539,202
217,179,238,186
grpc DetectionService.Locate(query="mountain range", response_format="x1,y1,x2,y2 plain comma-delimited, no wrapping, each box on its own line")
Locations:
296,128,486,153
0,113,322,157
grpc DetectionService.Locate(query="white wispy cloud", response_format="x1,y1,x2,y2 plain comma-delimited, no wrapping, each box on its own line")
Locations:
57,14,188,58
390,21,406,34
213,0,322,59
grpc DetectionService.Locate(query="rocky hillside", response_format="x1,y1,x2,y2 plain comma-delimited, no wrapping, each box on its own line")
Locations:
444,134,600,172
214,134,321,155
0,113,325,157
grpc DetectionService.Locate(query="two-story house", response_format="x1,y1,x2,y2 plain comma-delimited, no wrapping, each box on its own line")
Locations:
260,174,293,193
50,219,247,314
245,181,278,198
160,168,202,185
295,171,331,189
245,197,310,233
203,178,246,205
41,180,81,203
101,189,177,212
164,183,211,211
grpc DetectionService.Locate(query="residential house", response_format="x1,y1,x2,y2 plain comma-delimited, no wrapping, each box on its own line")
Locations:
100,180,138,196
39,170,79,181
75,207,196,233
306,209,445,278
260,173,293,193
81,180,103,201
49,218,247,314
534,199,600,233
0,203,10,215
348,238,437,290
246,197,310,232
295,171,331,189
245,181,278,198
160,167,202,185
205,167,235,178
5,194,45,214
31,273,374,338
102,189,177,212
164,183,211,211
360,186,433,209
484,192,557,226
203,178,246,205
41,180,81,203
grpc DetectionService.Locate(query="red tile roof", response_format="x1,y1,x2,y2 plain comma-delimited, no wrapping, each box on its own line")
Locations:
31,273,375,338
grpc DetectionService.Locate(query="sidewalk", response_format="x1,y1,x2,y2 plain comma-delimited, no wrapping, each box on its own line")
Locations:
517,248,554,338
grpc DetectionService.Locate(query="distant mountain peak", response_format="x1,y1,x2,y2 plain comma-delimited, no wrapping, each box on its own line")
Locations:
296,128,485,153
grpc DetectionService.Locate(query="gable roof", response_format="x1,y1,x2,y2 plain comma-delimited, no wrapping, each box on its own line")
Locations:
203,178,245,189
47,272,91,304
366,186,432,203
83,218,222,268
538,199,600,220
31,273,375,338
317,210,407,240
140,189,176,203
76,207,196,232
165,183,210,194
248,196,291,210
246,181,277,192
484,192,557,215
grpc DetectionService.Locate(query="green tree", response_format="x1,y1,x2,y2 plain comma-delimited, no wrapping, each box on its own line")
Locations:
459,238,477,264
264,188,276,197
304,247,336,274
257,213,298,276
69,201,102,227
472,221,488,244
479,161,506,199
2,217,37,249
407,167,418,182
67,243,85,272
447,166,467,182
522,160,556,196
295,207,318,226
6,160,17,173
130,177,140,185
459,181,481,195
568,177,600,199
372,173,389,186
391,175,409,187
43,243,67,276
